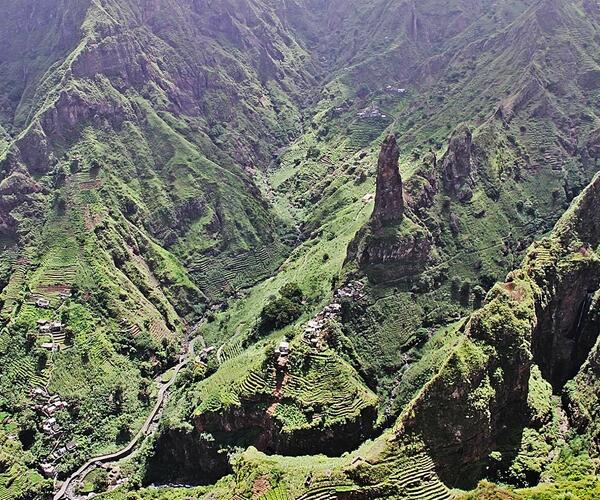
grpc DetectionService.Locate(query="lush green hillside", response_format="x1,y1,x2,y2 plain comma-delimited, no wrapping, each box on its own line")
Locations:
1,0,600,499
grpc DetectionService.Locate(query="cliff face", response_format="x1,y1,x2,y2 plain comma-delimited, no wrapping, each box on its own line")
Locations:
394,172,600,487
193,400,376,457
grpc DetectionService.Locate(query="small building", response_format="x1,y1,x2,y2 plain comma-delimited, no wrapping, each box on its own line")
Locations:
42,418,61,435
37,319,49,326
55,400,68,410
31,387,47,398
278,341,290,355
66,441,77,452
49,321,64,333
40,342,57,351
199,346,216,362
44,404,58,416
36,298,50,308
40,463,56,477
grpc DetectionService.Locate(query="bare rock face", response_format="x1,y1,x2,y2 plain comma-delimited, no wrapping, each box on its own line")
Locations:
372,134,404,227
0,167,43,234
441,123,474,201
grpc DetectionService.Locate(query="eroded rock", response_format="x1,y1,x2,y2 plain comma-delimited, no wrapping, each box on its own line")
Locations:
371,134,404,227
441,123,474,201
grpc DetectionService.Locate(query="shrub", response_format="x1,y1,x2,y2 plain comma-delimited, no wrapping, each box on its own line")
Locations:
260,283,305,332
306,145,321,160
91,469,109,492
280,282,303,301
260,297,303,331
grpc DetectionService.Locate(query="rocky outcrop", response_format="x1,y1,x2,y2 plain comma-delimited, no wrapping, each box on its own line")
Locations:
441,123,475,201
346,135,433,282
405,150,438,212
0,167,44,234
371,134,404,227
194,400,376,457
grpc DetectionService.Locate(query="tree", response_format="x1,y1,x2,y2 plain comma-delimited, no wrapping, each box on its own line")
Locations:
91,469,109,492
280,282,303,301
460,280,472,306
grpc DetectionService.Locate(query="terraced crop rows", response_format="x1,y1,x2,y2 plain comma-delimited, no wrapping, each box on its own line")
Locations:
30,265,77,307
217,338,244,365
372,451,452,500
0,467,39,500
189,256,231,297
122,320,141,338
0,260,30,318
283,351,370,423
7,357,48,390
189,245,280,297
239,370,272,395
297,479,356,500
149,319,171,341
260,486,292,499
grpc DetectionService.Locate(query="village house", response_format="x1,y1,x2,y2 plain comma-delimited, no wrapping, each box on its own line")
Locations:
40,342,60,352
36,298,50,308
50,321,64,333
42,417,61,435
276,341,289,356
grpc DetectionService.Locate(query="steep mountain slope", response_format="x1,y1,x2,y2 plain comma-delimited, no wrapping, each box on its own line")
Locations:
1,0,600,499
0,0,320,494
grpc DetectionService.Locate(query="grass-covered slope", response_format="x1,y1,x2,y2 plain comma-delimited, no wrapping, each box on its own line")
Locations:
0,0,320,491
2,0,600,498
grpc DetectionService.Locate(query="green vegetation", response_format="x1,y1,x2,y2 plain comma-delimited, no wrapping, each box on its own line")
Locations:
1,0,600,499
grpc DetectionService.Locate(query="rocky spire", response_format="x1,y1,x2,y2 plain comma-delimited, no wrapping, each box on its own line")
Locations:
372,134,404,227
441,123,474,201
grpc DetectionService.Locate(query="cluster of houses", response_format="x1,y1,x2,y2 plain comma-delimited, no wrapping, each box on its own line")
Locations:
30,388,77,477
385,85,407,94
302,281,366,349
37,319,64,351
39,440,78,478
30,389,70,437
269,281,367,370
358,104,388,119
35,290,72,309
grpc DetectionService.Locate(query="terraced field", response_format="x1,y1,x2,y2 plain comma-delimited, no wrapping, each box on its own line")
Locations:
282,350,375,426
349,448,452,500
217,338,245,365
0,258,30,319
4,356,49,391
0,465,47,500
239,369,275,396
189,244,283,299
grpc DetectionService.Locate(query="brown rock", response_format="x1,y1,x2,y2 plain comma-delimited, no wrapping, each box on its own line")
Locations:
441,123,474,201
372,134,404,227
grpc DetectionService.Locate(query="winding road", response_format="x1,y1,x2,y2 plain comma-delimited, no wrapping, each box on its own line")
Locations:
53,335,203,500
